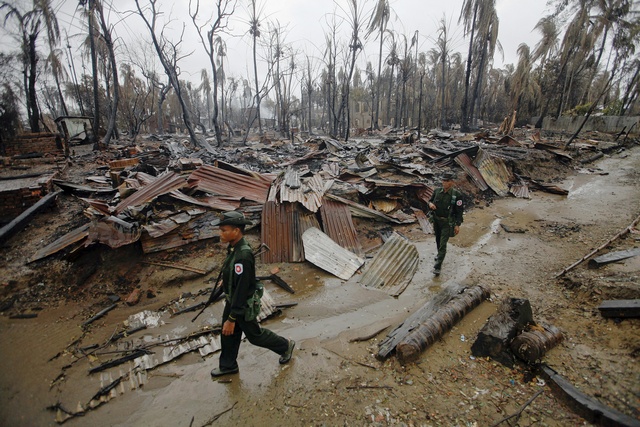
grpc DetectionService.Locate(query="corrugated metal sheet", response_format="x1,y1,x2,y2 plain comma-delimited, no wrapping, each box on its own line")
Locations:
168,190,241,211
319,198,364,258
274,169,328,213
473,148,514,197
140,212,219,253
29,224,90,262
188,165,271,203
454,153,489,191
370,199,399,213
115,172,186,214
510,183,530,198
359,232,419,297
411,207,433,234
325,193,408,224
302,227,365,280
261,201,320,263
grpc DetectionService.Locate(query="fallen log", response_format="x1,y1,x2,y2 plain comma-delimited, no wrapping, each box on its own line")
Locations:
0,190,63,245
540,364,640,427
597,300,640,318
395,285,490,364
471,298,533,368
510,324,563,363
556,213,640,277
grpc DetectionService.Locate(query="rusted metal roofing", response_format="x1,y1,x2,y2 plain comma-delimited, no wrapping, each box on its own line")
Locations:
473,148,514,197
319,198,364,258
168,190,241,211
325,193,411,224
359,232,419,297
188,165,271,203
261,201,320,263
412,207,433,234
454,153,489,191
29,224,90,262
115,172,186,214
302,227,365,280
87,216,141,248
413,183,435,205
270,169,330,213
140,211,220,253
510,183,530,198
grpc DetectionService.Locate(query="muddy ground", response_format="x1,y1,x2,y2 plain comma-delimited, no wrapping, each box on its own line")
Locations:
0,135,639,427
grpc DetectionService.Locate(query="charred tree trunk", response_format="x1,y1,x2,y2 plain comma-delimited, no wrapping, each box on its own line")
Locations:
470,297,533,368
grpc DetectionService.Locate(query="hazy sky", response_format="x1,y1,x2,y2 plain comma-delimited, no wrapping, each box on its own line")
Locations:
3,0,552,86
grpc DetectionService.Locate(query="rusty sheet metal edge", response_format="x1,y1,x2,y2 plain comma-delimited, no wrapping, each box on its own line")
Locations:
302,227,364,280
454,153,489,191
325,193,407,224
29,224,91,262
472,148,514,197
115,172,186,214
319,198,364,258
261,201,320,263
188,165,271,204
359,233,419,297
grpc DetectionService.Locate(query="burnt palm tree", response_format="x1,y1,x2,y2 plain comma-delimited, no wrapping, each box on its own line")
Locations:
365,0,390,130
1,0,60,132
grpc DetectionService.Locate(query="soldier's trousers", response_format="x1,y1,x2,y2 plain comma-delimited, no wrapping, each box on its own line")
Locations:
219,302,289,370
433,217,452,269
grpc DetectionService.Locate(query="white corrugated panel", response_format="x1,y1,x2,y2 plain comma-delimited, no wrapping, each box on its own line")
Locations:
302,227,365,280
359,232,419,297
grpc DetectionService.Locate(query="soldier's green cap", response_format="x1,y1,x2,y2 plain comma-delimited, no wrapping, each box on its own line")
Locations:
441,172,456,181
218,211,253,226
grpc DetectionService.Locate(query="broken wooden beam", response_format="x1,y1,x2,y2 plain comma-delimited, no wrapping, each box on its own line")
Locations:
510,324,563,363
142,260,208,275
556,213,640,277
471,298,533,368
0,190,62,245
82,303,117,327
588,248,640,268
395,285,490,364
597,300,640,318
540,364,640,427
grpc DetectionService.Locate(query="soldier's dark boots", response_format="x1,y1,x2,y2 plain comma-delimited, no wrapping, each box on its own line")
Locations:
432,268,441,276
279,339,295,364
211,366,239,377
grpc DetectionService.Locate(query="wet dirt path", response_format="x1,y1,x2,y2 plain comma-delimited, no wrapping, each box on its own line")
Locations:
0,146,638,426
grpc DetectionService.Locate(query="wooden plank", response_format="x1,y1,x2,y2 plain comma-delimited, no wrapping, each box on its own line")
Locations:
588,248,640,268
597,300,640,318
0,190,62,245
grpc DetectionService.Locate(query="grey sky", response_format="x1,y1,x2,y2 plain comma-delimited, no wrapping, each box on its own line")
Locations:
2,0,551,87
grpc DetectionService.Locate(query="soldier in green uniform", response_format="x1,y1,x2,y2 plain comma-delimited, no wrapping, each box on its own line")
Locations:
211,211,295,377
427,172,464,276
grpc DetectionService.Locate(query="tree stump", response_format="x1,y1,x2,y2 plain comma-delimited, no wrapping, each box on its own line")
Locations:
470,298,533,367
